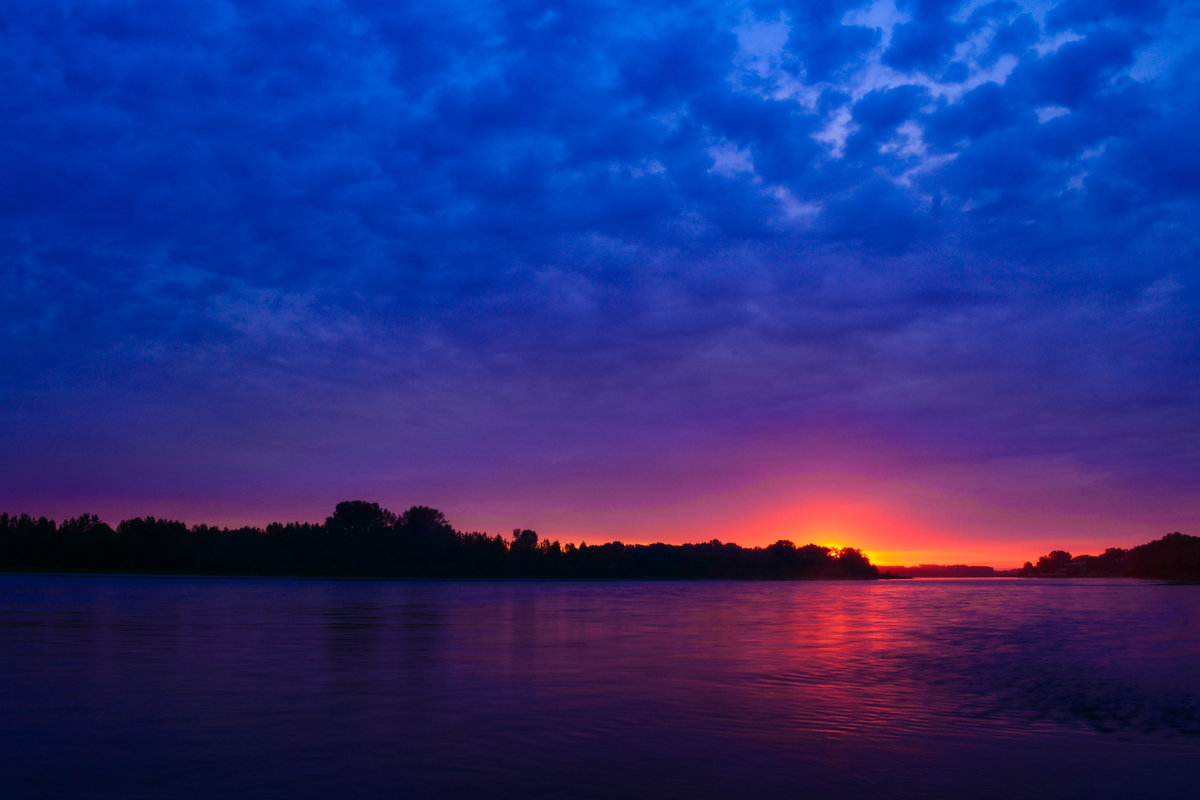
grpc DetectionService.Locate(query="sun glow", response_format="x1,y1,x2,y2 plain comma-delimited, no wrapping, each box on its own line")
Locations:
811,540,887,566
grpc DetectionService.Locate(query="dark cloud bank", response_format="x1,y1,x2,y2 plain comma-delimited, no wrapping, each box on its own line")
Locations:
1,0,1197,542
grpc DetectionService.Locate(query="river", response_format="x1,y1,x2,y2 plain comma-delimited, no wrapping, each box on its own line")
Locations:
1,575,1196,798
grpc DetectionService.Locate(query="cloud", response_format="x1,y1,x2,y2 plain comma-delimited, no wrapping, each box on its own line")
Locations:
0,0,1197,539
885,18,967,72
1024,27,1140,108
852,84,933,134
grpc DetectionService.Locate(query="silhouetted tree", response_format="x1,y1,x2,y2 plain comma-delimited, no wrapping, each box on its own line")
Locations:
0,501,890,580
393,506,456,570
1035,550,1072,574
833,547,877,577
58,513,116,568
115,517,188,571
325,501,397,535
1122,532,1200,579
1018,534,1198,579
511,529,539,552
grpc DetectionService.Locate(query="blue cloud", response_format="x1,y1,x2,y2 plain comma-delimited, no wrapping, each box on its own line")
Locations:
857,85,933,132
885,19,966,72
1,0,1197,527
1046,0,1169,30
1025,28,1140,108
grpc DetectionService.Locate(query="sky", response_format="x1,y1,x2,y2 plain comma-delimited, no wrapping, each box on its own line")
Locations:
2,0,1198,566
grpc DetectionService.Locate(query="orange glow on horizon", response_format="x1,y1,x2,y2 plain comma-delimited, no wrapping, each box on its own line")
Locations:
532,504,1038,568
29,418,1196,573
532,493,1115,570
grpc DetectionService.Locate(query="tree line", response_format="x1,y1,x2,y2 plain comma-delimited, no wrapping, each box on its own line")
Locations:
0,500,881,580
881,564,995,578
1018,532,1200,580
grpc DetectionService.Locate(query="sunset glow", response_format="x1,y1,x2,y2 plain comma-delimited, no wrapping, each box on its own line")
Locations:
1,0,1196,567
3,5,1199,800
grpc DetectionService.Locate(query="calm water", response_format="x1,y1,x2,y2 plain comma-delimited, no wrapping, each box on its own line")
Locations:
1,575,1197,799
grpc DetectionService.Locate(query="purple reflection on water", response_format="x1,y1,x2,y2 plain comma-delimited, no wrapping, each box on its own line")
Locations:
1,576,1197,798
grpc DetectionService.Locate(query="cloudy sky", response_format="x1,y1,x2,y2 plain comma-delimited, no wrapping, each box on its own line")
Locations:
2,0,1197,564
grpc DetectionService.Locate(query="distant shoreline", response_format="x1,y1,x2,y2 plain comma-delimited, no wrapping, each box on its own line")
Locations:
0,502,881,581
0,569,891,583
4,506,1195,582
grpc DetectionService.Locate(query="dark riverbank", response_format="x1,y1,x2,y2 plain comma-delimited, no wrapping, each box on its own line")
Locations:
0,501,880,580
1018,532,1200,580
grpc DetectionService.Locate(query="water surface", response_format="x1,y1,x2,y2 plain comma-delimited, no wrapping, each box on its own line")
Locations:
1,575,1197,798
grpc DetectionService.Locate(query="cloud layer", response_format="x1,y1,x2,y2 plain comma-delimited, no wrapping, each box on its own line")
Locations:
2,0,1197,557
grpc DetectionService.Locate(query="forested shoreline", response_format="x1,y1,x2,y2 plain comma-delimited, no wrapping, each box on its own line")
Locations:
0,501,881,580
1018,532,1200,580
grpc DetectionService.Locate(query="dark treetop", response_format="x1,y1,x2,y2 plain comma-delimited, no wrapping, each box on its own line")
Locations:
1018,532,1200,580
0,500,879,580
